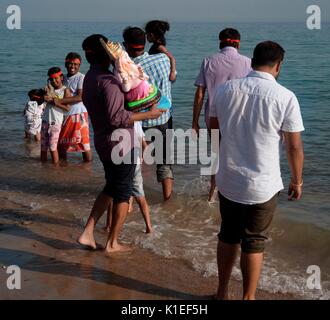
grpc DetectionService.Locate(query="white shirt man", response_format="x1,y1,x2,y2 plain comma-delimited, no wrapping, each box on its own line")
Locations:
210,41,304,301
210,70,304,204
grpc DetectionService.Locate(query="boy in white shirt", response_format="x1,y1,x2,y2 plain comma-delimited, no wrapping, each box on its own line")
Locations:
24,89,46,141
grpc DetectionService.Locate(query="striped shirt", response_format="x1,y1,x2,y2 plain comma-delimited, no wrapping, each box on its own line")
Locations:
133,52,172,128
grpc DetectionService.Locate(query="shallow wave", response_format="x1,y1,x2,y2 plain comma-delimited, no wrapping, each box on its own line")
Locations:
119,177,330,300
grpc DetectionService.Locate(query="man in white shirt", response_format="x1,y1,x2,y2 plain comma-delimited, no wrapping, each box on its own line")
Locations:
210,41,304,300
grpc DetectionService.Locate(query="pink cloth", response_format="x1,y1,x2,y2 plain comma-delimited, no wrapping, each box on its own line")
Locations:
125,80,150,102
41,121,61,152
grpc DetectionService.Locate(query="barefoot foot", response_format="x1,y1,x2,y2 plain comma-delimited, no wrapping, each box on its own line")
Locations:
77,232,97,250
104,243,133,254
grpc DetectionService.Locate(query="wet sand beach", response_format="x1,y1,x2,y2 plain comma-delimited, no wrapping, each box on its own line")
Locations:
0,198,296,300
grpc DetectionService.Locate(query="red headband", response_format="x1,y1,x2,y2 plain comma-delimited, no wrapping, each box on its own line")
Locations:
128,44,145,49
49,71,63,79
222,38,240,43
30,95,42,100
65,58,81,64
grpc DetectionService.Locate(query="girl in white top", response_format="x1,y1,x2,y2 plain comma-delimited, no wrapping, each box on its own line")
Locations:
41,67,71,164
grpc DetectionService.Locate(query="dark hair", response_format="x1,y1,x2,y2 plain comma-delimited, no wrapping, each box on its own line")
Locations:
252,41,285,68
65,52,82,62
123,26,146,49
82,34,109,64
28,88,46,100
47,67,63,77
219,28,241,49
145,20,170,45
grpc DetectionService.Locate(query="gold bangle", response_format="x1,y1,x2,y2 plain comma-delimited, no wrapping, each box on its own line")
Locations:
290,178,303,187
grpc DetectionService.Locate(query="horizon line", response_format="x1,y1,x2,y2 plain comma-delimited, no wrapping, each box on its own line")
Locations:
7,20,330,24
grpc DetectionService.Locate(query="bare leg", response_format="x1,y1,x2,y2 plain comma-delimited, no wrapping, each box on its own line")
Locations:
50,150,60,165
162,178,173,201
128,197,133,213
240,252,263,300
208,175,216,202
83,150,93,162
135,196,152,233
58,146,67,161
78,192,112,249
35,132,41,142
41,150,48,162
216,241,240,300
104,198,113,233
104,201,132,253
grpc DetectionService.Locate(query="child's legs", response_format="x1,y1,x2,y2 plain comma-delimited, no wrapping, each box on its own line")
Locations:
128,196,134,213
132,165,145,199
208,174,216,202
50,150,60,164
58,145,67,160
49,124,61,164
132,164,152,232
135,196,152,233
40,150,48,161
35,132,41,142
33,119,42,142
105,198,113,231
82,150,92,162
40,121,50,162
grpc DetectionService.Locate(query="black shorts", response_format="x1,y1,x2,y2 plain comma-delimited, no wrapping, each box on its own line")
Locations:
218,192,279,254
102,157,136,204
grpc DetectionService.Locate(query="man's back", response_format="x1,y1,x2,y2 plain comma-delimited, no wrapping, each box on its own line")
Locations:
213,70,304,204
196,47,251,119
133,52,171,127
83,65,133,161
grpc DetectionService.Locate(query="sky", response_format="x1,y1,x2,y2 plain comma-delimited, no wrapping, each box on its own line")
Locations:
0,0,329,23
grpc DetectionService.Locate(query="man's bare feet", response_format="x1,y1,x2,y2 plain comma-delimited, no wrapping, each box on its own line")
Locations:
77,231,97,250
146,227,152,234
104,243,133,254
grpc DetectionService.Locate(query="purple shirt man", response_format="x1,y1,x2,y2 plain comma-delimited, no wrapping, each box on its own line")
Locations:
78,34,164,254
83,64,134,161
193,28,251,131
